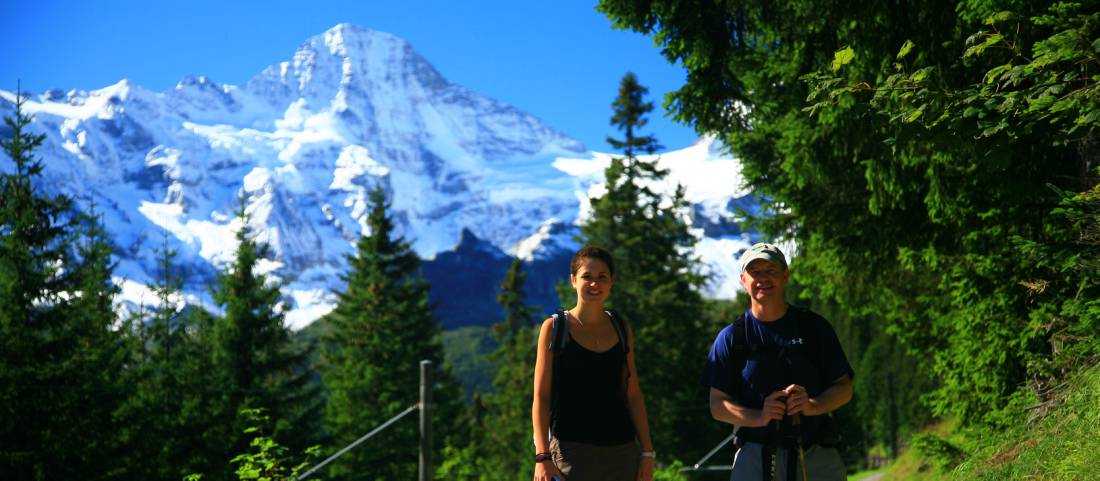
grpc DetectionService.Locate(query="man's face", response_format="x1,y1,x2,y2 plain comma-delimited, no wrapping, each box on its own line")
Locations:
740,259,789,303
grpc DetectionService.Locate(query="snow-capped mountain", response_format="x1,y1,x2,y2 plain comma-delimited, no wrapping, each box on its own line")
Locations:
0,24,759,329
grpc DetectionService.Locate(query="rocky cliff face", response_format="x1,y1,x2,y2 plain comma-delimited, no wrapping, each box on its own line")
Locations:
0,24,757,328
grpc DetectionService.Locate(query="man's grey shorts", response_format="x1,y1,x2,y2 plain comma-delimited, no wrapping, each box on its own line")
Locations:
730,443,845,481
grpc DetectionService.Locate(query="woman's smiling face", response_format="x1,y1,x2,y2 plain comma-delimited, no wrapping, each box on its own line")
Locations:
571,257,613,304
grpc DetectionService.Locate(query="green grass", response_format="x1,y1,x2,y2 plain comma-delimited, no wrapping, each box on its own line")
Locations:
877,363,1100,481
951,363,1100,480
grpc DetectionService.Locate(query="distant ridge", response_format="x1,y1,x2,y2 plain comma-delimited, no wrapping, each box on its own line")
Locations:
0,24,757,328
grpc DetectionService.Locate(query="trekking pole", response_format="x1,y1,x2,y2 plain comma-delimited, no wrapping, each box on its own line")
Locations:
791,414,809,481
766,396,787,481
765,418,779,481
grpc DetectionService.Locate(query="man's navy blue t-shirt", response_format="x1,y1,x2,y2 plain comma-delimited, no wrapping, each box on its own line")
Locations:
703,306,854,442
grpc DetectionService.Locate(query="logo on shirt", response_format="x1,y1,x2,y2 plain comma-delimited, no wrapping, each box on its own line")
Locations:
789,338,805,345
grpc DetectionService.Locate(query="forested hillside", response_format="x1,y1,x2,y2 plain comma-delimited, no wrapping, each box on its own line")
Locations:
598,0,1099,476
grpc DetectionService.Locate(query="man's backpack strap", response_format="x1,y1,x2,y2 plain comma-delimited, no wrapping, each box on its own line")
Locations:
733,307,820,363
731,311,752,370
605,309,629,355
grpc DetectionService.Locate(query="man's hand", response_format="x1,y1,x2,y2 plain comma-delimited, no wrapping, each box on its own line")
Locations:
754,390,787,426
783,384,811,416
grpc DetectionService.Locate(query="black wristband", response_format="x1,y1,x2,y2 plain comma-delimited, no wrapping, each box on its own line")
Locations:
534,452,553,462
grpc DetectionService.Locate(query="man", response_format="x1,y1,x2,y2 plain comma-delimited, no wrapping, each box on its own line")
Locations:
703,243,854,481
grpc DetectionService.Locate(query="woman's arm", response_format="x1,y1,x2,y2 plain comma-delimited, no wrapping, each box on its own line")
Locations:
623,322,653,451
623,321,654,481
532,318,562,480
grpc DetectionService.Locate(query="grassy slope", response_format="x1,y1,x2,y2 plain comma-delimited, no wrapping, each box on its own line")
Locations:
882,363,1100,481
295,317,499,403
440,325,497,400
848,468,886,480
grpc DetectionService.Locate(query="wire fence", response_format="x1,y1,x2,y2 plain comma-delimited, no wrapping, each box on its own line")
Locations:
683,432,736,472
299,360,435,481
298,403,420,480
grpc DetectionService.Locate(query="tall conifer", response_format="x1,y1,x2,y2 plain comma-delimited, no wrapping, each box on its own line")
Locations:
66,204,134,479
211,199,322,462
123,233,224,481
482,259,539,478
580,72,713,461
321,186,465,481
0,89,126,480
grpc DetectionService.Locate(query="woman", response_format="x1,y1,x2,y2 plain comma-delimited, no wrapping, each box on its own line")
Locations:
532,246,655,481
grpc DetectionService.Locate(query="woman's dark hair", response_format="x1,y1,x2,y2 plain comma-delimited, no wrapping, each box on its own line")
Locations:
570,246,615,277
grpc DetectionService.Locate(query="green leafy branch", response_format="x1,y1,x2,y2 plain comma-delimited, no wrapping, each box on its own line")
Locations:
803,3,1100,140
187,408,322,481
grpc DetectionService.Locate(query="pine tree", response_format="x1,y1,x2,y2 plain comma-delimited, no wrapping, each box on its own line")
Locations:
122,232,226,481
482,259,539,479
579,72,715,461
321,186,466,481
0,88,127,480
607,72,663,158
125,234,189,481
436,259,539,481
65,203,135,479
211,199,322,464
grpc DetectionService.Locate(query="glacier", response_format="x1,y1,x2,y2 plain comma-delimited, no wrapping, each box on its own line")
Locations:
0,23,760,329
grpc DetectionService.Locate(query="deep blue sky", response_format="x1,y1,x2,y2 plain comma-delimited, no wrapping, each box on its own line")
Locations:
2,0,698,152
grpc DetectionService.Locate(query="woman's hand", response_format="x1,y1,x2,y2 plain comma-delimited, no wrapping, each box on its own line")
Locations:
534,459,564,481
636,455,654,481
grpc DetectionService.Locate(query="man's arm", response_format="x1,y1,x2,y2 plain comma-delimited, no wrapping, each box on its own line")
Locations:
784,373,853,416
709,387,786,428
808,373,853,415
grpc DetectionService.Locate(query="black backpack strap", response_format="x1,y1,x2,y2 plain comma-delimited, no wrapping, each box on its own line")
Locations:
549,308,569,353
548,308,568,437
731,311,751,372
730,311,762,450
605,309,629,355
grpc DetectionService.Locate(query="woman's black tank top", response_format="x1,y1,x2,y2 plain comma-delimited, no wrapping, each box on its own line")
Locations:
550,337,636,445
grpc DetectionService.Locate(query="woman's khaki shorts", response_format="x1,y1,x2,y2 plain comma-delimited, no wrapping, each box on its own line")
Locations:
550,437,640,481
